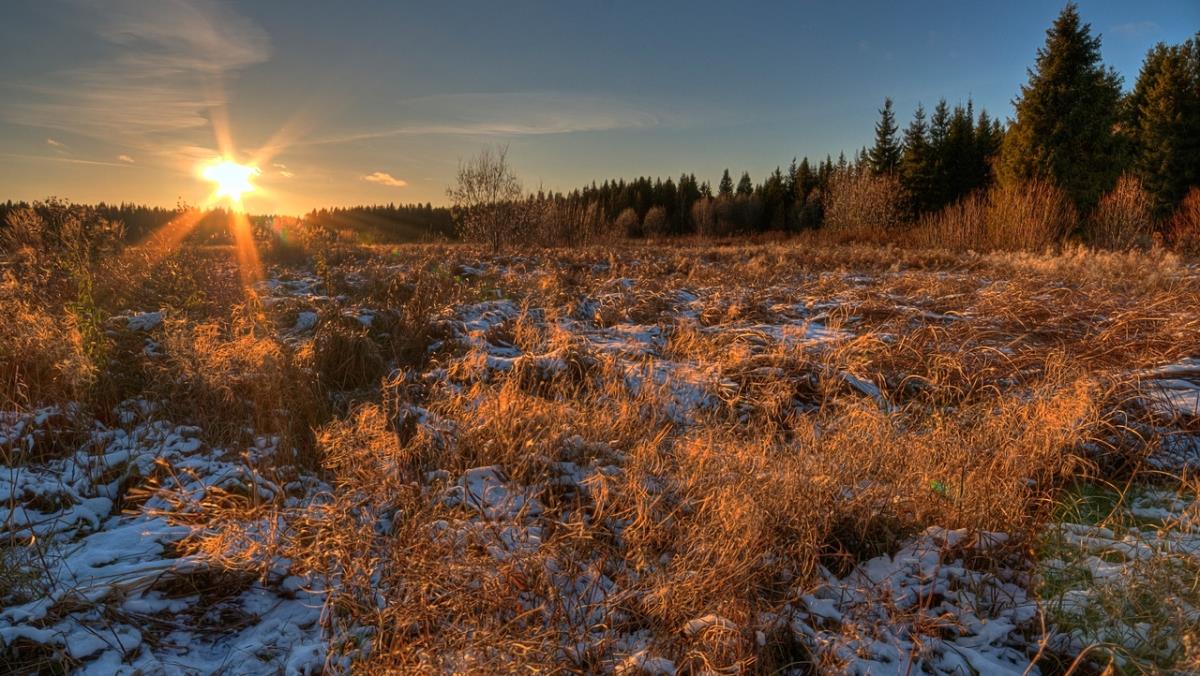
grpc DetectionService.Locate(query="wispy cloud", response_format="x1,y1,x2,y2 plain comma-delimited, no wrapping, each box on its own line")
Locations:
46,138,66,148
3,0,270,153
117,154,135,163
0,152,133,168
363,171,408,188
1111,21,1160,38
313,91,664,145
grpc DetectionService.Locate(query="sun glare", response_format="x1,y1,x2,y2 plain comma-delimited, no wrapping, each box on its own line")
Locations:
201,159,259,204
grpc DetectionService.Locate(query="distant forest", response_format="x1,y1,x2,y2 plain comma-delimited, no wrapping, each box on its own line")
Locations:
3,5,1197,249
0,201,455,245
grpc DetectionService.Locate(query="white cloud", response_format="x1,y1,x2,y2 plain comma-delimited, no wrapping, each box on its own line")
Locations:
46,138,65,148
311,91,664,145
117,154,135,163
3,1,270,151
363,171,407,188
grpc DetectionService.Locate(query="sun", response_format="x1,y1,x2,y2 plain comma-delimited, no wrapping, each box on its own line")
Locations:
201,159,259,203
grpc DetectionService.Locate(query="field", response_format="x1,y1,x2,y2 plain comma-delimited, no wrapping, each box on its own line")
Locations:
2,236,1199,673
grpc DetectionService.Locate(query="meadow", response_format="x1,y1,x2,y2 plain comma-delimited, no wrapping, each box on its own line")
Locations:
2,209,1198,674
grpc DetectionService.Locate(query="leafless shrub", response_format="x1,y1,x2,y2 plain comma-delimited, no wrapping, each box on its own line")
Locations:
985,179,1077,251
642,205,668,237
1165,187,1200,256
823,169,905,239
691,196,719,236
1087,174,1156,251
528,196,608,247
913,179,1077,252
614,207,641,238
446,145,526,251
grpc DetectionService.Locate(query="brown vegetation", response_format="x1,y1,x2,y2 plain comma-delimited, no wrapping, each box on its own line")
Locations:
2,206,1199,672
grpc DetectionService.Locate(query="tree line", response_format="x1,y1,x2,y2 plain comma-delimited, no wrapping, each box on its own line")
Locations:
497,5,1196,246
5,5,1197,252
0,200,457,246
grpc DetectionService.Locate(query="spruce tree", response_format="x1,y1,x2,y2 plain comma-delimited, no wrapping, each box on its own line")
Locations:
928,100,952,209
900,104,934,214
1130,35,1200,215
718,169,734,197
868,98,902,175
998,2,1123,209
974,110,1003,188
736,171,754,197
943,103,977,201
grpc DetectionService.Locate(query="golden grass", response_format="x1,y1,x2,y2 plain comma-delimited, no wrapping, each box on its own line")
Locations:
3,229,1199,672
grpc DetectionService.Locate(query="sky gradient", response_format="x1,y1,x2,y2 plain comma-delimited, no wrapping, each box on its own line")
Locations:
1,0,1197,214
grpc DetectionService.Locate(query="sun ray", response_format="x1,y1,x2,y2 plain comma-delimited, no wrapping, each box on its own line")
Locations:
229,208,264,287
117,208,208,272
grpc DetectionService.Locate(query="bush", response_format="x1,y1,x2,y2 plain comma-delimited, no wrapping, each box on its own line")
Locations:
446,145,526,251
911,191,988,251
614,207,642,238
823,170,905,238
1165,187,1200,256
528,198,607,247
1087,175,1156,251
642,206,668,238
690,197,718,237
986,179,1077,251
912,179,1077,252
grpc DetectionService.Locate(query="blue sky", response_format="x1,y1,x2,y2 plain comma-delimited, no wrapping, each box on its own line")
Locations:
1,0,1196,213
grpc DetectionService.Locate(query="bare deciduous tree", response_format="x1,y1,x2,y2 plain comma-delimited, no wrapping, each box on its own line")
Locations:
446,145,525,251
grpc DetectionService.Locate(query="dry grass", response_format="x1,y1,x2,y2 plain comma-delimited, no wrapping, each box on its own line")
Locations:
3,229,1199,672
911,179,1078,252
1086,174,1157,251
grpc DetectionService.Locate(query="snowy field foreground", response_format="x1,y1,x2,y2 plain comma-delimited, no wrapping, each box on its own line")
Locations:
2,242,1198,673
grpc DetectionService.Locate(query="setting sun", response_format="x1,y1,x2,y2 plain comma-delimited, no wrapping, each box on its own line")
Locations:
201,159,259,203
5,1,1200,672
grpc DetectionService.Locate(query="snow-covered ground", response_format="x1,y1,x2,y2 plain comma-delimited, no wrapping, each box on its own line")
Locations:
4,254,1197,673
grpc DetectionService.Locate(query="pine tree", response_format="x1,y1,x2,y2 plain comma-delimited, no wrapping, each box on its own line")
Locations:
974,110,1003,188
943,103,977,200
868,98,902,174
736,171,754,197
1129,35,1200,215
900,104,935,215
998,2,1123,209
718,169,734,197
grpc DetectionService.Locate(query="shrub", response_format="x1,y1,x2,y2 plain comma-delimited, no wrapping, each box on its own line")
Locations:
1087,175,1156,250
642,206,668,238
1165,187,1200,256
446,145,526,252
912,179,1077,252
614,207,642,238
986,179,1077,251
690,197,719,237
823,170,905,238
911,191,988,251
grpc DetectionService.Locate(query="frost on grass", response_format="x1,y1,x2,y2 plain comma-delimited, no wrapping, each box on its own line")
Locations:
4,244,1199,673
0,410,324,674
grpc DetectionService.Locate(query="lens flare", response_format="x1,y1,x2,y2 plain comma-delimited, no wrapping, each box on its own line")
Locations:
201,159,259,203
